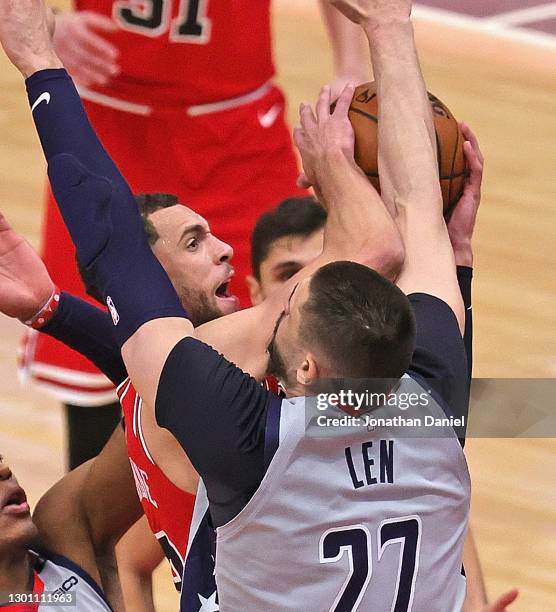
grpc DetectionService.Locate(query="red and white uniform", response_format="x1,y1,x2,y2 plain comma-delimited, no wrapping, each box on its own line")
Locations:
3,550,112,611
20,0,306,404
117,378,195,591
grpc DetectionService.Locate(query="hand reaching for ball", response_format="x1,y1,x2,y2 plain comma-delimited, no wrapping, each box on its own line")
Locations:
447,123,485,267
294,82,357,194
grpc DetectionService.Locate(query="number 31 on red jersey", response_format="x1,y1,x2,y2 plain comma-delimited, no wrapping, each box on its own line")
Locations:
113,0,211,43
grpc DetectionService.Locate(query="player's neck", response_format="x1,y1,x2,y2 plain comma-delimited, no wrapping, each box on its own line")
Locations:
0,549,33,598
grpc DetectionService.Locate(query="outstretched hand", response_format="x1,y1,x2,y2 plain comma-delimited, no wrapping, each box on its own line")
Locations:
294,82,356,195
53,11,120,88
0,0,62,77
0,213,54,321
447,123,485,266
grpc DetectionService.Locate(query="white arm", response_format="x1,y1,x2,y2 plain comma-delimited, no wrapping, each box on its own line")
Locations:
320,0,371,88
367,17,464,331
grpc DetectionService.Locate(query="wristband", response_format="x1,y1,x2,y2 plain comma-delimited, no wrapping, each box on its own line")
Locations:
24,286,61,329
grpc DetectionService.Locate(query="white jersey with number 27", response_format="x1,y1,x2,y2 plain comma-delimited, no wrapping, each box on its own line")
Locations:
215,375,470,612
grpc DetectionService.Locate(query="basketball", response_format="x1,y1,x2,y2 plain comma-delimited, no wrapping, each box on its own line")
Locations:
348,82,467,216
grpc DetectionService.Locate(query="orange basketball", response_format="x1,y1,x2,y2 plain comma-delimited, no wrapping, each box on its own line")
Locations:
348,82,467,216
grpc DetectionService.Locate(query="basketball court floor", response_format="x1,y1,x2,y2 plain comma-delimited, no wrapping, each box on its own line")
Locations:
0,1,554,609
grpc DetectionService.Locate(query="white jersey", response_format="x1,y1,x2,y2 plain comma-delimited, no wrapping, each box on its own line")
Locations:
215,376,470,611
11,550,113,611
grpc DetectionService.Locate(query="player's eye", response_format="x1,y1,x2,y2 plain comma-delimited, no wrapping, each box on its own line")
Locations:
185,238,199,251
275,266,301,283
278,269,300,282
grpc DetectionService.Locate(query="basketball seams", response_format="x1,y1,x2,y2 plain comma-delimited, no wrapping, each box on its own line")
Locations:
349,107,378,123
349,82,465,215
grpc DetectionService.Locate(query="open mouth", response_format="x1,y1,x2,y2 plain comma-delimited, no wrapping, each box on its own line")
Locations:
1,487,29,515
215,281,232,299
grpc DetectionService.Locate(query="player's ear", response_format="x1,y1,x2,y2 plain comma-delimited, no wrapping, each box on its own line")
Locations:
296,353,319,386
246,274,264,306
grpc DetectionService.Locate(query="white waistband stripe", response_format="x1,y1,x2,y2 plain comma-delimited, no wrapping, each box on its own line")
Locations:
77,81,274,117
78,86,152,116
187,81,273,116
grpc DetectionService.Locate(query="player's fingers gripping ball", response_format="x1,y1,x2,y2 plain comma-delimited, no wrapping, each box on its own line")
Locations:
346,81,468,217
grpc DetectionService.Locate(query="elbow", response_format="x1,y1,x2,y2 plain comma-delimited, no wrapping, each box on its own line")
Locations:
359,234,405,282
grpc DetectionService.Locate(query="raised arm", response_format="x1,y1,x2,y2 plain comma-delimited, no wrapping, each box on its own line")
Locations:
196,83,405,379
331,0,464,331
319,0,370,96
448,122,484,376
1,0,191,412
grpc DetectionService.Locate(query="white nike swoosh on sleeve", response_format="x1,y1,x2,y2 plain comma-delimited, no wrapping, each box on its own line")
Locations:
31,92,51,113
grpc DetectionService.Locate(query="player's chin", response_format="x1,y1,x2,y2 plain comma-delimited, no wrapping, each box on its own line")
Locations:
0,510,38,547
215,293,240,315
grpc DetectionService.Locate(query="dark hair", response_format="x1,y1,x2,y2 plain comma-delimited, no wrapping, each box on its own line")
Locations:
251,197,327,279
77,193,179,303
135,193,180,244
300,261,415,379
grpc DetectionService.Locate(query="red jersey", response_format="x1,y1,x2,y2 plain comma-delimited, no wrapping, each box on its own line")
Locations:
117,378,195,591
22,1,304,403
75,0,274,107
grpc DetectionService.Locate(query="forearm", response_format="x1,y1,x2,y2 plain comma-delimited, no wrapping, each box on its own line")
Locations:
462,529,488,610
318,151,405,279
116,520,162,612
365,17,464,329
116,569,154,612
81,427,143,558
366,20,440,212
453,238,474,268
319,0,369,81
26,67,188,406
41,292,127,385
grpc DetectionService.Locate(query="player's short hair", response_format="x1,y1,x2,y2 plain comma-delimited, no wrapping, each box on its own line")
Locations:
78,193,179,303
251,197,327,279
135,193,180,244
300,261,416,379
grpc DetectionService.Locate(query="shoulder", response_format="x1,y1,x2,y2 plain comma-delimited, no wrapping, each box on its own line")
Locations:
407,294,469,427
407,293,467,379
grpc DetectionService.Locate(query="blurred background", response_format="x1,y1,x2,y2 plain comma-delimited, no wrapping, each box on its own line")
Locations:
0,1,555,609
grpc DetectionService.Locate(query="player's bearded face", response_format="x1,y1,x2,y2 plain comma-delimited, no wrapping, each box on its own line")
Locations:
267,310,289,383
266,280,310,390
149,206,239,325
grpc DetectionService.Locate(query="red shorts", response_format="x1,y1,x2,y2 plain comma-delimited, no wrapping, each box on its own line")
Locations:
20,84,305,405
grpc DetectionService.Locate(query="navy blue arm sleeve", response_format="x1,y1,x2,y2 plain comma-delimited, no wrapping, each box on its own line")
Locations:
456,266,473,379
407,293,469,436
41,292,127,386
26,69,186,346
155,337,276,527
